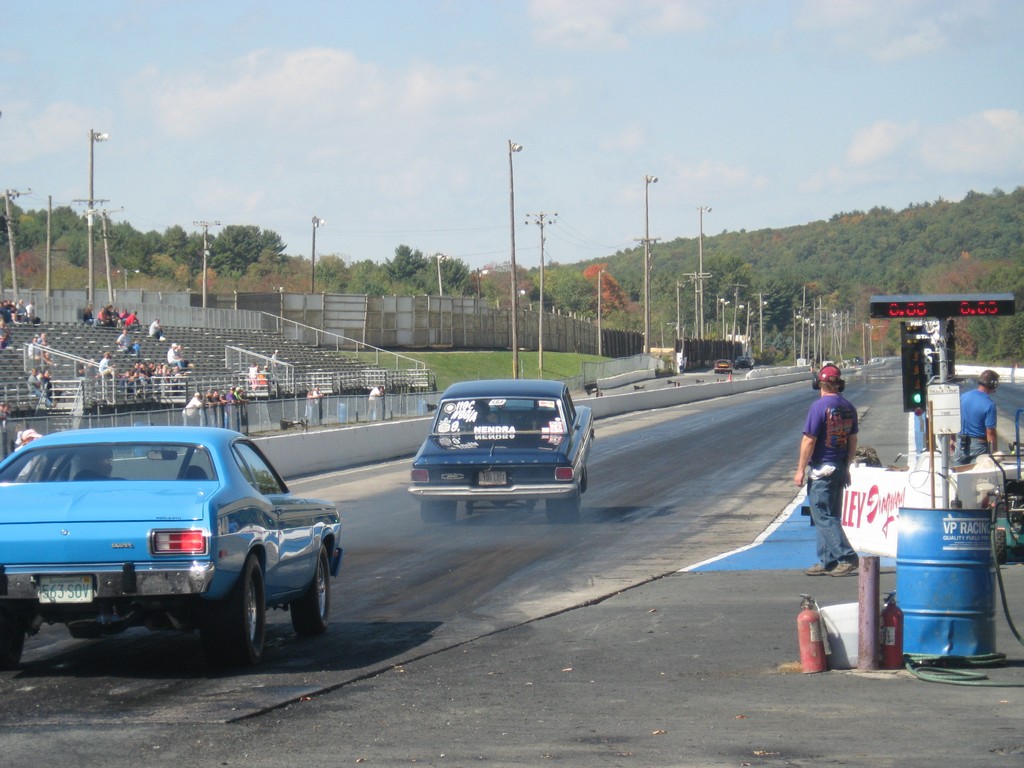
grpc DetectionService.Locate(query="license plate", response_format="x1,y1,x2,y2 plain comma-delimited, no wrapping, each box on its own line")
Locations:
479,470,507,486
38,575,94,604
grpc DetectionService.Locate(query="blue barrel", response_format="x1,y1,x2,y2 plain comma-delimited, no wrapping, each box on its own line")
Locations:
896,507,996,657
337,401,347,424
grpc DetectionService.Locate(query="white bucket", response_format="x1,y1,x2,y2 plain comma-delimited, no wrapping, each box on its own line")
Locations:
819,602,859,669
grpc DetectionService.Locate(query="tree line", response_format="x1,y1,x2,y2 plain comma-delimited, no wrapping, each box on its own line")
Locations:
2,186,1021,363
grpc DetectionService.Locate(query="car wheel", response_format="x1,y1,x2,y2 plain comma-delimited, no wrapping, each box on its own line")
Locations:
421,500,457,524
290,545,331,636
546,490,581,524
201,554,266,667
0,608,26,671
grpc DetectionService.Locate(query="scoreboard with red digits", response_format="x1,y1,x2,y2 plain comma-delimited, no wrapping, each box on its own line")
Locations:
868,294,1015,319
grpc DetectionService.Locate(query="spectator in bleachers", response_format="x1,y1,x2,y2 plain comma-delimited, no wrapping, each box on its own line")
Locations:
123,309,138,328
205,389,225,427
305,386,324,424
233,387,249,433
13,300,28,324
15,426,42,450
40,369,53,408
82,303,94,325
183,391,204,426
97,351,116,378
0,300,13,324
368,384,384,421
0,322,11,351
0,401,10,457
167,343,189,371
25,299,38,325
248,362,260,388
96,305,116,328
149,318,165,341
116,328,132,355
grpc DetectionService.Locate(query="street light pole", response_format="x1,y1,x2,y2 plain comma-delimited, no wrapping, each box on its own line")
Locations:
508,140,523,378
434,252,447,296
194,220,221,308
641,175,658,354
697,205,712,339
311,216,325,293
86,129,109,308
527,211,557,374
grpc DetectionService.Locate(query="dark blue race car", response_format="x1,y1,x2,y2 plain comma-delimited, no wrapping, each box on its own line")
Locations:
409,379,594,524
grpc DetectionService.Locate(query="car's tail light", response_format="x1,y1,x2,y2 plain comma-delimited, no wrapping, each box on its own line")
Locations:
411,468,429,483
151,529,208,556
554,467,574,481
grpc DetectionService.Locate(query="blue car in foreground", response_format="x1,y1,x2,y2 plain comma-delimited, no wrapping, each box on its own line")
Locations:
0,426,342,669
408,379,594,524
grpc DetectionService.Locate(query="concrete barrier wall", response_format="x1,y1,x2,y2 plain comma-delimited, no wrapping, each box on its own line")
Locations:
255,371,809,479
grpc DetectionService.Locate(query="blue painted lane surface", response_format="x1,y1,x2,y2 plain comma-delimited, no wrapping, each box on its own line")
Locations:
685,493,895,572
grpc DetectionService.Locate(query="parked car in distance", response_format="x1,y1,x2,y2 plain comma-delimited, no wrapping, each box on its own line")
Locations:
0,426,342,670
714,359,733,374
408,379,594,524
733,355,754,370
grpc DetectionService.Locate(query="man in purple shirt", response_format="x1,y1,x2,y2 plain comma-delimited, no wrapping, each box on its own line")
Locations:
794,365,859,576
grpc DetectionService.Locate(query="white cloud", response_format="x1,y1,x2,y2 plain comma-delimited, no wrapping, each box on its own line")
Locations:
528,0,709,50
796,0,996,61
919,109,1024,173
846,120,920,166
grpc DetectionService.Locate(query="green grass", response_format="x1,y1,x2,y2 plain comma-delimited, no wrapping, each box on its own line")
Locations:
391,350,607,391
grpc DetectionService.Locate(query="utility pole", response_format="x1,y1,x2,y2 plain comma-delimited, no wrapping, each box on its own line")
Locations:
311,216,325,293
508,140,523,378
46,196,52,297
98,208,124,305
696,206,713,339
194,220,221,309
730,283,745,345
3,188,31,297
597,269,603,357
639,175,659,354
85,129,109,307
526,211,557,373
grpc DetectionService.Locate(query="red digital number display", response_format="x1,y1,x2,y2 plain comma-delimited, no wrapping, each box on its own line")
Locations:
958,301,1000,316
886,302,928,318
870,295,1015,319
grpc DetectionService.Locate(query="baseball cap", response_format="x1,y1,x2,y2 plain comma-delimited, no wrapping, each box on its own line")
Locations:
818,364,843,383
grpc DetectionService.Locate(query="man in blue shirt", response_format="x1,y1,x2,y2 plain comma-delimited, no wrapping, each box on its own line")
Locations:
955,370,999,465
794,365,859,576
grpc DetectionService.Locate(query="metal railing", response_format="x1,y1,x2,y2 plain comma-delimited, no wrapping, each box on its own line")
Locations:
259,313,426,370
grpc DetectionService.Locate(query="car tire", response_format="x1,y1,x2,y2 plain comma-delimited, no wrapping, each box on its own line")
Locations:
546,490,581,524
0,607,26,671
421,500,457,524
201,554,267,667
290,545,331,636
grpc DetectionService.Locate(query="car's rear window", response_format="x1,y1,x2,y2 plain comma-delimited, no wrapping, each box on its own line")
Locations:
0,443,217,484
433,397,566,440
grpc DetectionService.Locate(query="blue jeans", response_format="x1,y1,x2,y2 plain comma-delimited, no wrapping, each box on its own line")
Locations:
954,436,989,465
807,471,855,566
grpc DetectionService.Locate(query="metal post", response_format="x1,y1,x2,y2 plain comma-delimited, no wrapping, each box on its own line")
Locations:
508,140,523,378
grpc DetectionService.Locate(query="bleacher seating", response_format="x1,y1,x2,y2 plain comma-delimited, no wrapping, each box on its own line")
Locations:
0,318,433,416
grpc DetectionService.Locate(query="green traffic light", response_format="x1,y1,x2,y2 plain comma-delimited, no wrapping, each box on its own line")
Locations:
912,392,923,404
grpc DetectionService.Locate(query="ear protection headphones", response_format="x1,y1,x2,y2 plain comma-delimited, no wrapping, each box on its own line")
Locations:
812,365,846,393
979,370,999,390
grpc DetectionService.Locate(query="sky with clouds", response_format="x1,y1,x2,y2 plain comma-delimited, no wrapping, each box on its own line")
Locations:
2,0,1022,270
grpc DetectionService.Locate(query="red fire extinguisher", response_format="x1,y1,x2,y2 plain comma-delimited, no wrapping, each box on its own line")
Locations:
880,591,904,670
798,594,827,673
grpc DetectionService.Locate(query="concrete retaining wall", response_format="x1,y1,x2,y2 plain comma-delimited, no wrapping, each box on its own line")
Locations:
255,370,810,479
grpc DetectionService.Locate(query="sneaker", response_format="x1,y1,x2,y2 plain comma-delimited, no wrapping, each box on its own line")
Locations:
830,560,859,577
804,562,834,576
